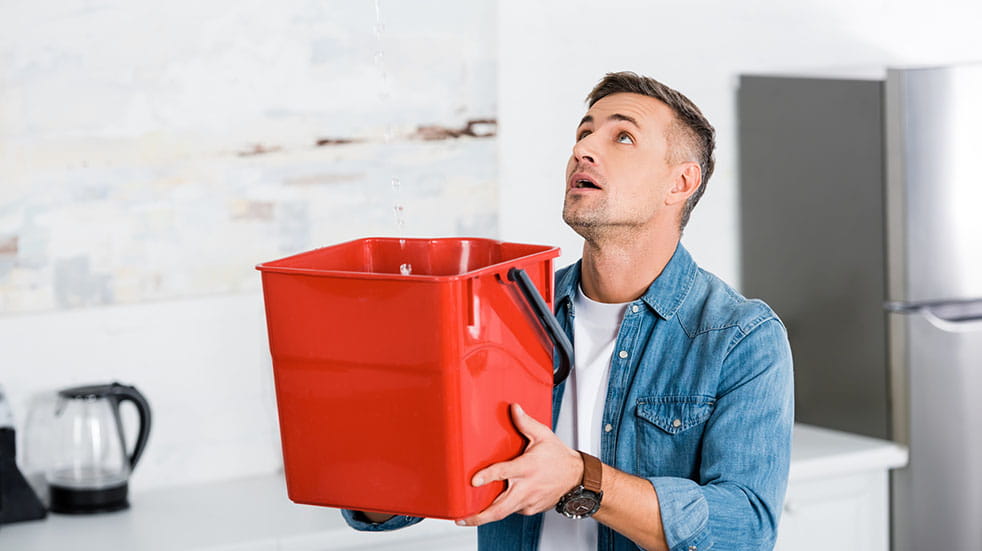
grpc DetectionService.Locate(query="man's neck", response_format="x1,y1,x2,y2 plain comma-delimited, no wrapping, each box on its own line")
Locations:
578,227,680,304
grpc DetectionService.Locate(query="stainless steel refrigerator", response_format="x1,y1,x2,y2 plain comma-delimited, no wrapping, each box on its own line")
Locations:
738,64,982,551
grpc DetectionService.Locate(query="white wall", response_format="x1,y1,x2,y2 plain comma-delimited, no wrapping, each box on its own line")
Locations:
497,0,982,285
1,294,283,491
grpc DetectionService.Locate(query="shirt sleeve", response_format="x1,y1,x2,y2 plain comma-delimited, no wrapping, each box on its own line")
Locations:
340,509,424,532
648,317,794,551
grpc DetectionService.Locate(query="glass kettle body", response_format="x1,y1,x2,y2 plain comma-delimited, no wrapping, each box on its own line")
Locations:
24,382,151,514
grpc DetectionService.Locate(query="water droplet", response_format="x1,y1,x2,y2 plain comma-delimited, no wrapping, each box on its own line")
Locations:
400,263,412,276
393,203,406,232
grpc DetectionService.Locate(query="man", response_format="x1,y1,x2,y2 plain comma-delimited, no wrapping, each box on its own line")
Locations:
344,71,793,551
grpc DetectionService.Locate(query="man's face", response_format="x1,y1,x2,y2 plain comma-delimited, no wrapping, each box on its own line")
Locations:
563,92,681,239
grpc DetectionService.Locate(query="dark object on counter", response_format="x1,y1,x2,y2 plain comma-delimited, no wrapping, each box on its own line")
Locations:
0,427,48,525
50,480,131,515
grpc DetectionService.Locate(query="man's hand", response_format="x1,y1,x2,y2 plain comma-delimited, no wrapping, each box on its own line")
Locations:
456,403,582,526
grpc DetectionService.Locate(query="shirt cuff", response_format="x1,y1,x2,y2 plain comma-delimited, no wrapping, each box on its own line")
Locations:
340,509,423,532
646,477,713,551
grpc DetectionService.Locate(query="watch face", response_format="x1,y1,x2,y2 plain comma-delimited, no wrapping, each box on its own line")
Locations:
565,495,599,516
558,487,602,519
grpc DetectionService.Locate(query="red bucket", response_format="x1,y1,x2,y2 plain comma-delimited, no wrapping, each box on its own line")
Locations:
256,237,571,520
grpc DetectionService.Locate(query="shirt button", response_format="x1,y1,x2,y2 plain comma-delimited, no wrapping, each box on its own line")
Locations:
604,423,613,433
618,350,629,359
672,419,682,428
631,305,639,313
689,547,698,551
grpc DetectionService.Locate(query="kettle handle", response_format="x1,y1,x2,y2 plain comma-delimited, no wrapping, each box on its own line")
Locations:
507,267,573,386
109,383,152,470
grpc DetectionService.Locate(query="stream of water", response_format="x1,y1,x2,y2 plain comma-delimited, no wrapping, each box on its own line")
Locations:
373,0,411,276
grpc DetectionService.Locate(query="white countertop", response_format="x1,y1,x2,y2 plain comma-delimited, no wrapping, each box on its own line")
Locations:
789,424,908,481
0,424,908,551
0,475,473,551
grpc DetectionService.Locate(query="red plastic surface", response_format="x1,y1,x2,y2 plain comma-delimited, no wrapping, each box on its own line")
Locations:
256,237,560,520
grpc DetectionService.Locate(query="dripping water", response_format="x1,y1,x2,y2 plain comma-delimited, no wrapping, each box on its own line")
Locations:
373,0,410,276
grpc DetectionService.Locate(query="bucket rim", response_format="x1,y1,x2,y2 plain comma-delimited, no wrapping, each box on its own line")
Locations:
255,236,560,281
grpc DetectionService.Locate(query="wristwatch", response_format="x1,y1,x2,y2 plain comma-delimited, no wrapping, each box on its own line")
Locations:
555,451,604,519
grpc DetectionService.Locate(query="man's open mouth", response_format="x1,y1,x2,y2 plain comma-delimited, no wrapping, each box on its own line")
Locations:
570,173,602,190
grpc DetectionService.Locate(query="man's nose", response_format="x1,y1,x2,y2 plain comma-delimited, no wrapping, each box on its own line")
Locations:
572,136,598,165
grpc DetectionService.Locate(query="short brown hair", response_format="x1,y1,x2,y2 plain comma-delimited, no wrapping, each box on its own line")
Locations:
586,71,716,230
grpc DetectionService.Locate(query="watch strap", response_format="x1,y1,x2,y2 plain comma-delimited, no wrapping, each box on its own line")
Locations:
579,451,602,494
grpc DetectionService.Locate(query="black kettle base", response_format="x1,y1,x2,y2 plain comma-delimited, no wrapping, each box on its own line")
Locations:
49,482,130,514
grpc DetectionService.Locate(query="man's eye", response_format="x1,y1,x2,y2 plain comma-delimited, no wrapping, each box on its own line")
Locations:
617,132,634,144
577,130,591,140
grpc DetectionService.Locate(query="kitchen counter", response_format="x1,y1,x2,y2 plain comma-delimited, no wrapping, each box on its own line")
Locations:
778,424,908,551
0,424,907,550
0,475,473,551
789,423,908,480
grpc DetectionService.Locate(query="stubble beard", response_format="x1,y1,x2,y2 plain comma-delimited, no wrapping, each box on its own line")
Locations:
563,194,618,244
563,194,647,245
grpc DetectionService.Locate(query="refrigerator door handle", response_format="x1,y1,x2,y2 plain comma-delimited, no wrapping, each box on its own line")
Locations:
885,299,982,331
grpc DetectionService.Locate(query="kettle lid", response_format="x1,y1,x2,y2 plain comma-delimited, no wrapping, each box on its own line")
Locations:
59,382,128,399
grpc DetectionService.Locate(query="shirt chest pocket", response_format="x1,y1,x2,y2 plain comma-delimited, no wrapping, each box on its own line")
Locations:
633,396,715,477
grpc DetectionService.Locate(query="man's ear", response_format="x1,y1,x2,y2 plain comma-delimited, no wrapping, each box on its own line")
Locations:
665,162,702,206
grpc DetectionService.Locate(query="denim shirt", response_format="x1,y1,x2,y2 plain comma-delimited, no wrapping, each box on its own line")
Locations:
344,244,794,551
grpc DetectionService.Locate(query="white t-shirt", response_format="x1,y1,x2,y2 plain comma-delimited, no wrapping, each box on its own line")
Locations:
538,284,629,551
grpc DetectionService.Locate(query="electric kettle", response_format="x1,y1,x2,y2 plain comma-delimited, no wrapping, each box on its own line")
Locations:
23,382,151,514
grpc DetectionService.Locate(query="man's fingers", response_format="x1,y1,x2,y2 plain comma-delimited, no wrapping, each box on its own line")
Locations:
456,403,566,527
457,486,521,527
510,403,552,441
472,456,525,487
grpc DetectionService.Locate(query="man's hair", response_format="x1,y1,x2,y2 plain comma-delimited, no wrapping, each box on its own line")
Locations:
586,71,716,230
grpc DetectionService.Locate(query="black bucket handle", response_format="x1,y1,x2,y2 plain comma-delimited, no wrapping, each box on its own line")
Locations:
507,267,573,386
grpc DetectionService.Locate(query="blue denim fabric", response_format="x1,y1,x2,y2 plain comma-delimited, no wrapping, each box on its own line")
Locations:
344,243,794,551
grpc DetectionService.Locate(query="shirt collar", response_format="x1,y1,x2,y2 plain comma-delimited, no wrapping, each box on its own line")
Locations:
555,242,697,320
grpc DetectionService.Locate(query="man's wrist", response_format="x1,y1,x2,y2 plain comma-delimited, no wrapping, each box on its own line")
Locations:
555,451,604,519
574,449,587,489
